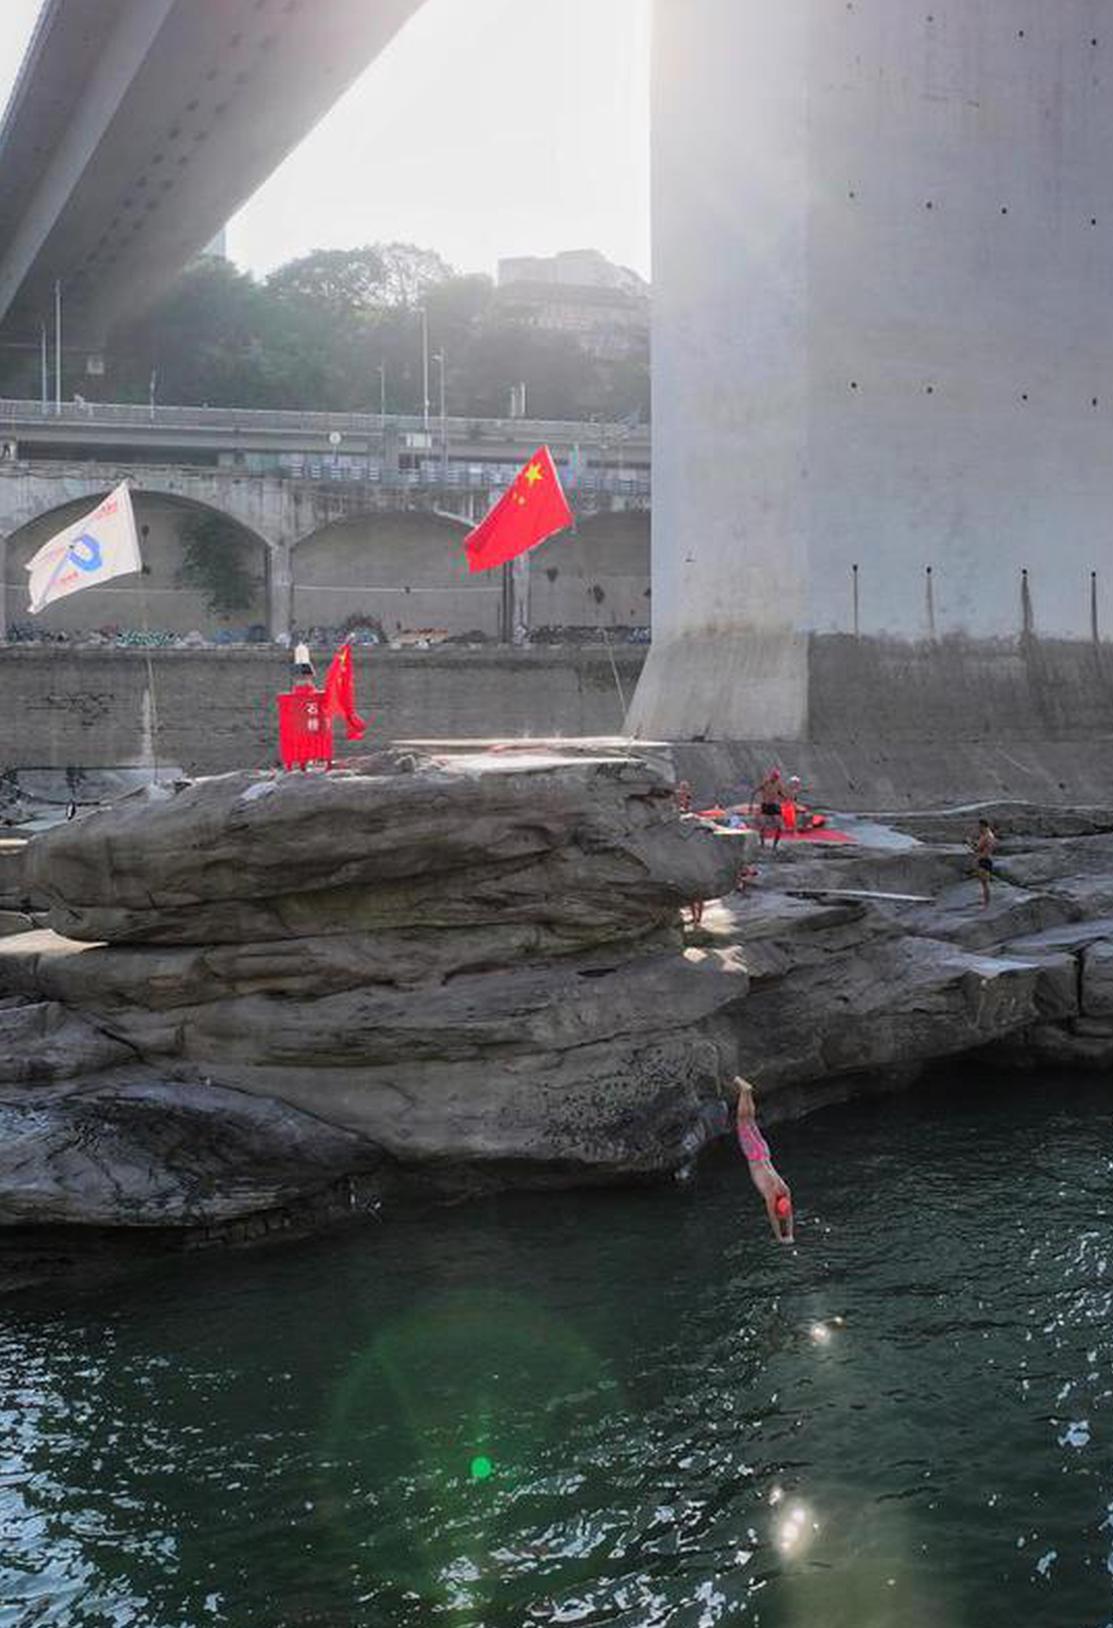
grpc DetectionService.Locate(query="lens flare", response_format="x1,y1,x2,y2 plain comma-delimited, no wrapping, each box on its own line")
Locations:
776,1502,817,1555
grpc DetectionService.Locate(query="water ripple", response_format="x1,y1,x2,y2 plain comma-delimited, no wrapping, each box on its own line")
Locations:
0,1070,1110,1625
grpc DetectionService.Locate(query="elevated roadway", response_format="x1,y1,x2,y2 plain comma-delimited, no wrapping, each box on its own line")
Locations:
0,398,650,473
0,0,424,347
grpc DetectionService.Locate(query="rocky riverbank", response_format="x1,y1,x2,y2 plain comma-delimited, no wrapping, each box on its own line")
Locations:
0,753,1110,1256
695,800,1113,1113
0,748,745,1232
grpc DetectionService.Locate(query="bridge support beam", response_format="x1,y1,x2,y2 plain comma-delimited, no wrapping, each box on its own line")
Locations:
629,0,1113,743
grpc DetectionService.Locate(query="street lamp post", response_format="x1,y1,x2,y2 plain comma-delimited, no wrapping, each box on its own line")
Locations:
433,349,447,478
53,279,62,413
419,307,430,429
378,361,386,426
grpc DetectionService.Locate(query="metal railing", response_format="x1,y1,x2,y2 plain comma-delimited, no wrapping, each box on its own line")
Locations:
0,397,650,449
0,451,650,498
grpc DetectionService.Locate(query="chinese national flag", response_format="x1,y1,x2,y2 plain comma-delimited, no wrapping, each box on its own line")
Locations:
464,445,573,573
323,642,366,741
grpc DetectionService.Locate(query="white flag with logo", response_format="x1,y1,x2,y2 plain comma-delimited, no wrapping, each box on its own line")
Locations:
26,481,142,614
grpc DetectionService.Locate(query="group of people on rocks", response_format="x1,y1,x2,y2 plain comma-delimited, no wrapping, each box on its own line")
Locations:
675,766,823,849
675,769,1002,922
673,766,816,924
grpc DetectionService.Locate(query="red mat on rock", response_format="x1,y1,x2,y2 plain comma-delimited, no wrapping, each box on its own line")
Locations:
695,809,857,845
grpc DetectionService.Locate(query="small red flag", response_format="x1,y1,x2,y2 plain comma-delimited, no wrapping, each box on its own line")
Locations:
323,642,366,741
464,445,573,573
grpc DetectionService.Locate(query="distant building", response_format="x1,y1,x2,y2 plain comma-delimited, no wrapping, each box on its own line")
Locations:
495,249,649,361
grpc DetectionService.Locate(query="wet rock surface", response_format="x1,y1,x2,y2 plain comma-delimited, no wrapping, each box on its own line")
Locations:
0,750,744,1230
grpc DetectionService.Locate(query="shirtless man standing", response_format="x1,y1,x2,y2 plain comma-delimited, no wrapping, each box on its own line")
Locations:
754,767,786,850
972,817,998,909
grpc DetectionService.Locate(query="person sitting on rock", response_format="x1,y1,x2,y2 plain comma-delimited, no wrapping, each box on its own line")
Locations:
736,862,759,895
971,817,998,909
735,1077,794,1243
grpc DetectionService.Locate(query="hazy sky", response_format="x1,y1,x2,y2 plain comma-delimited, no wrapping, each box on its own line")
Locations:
0,0,651,281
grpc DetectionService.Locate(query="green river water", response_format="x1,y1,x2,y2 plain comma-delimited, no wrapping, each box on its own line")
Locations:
0,1069,1111,1627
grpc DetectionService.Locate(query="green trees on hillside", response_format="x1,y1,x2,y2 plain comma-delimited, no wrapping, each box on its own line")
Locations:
92,243,649,422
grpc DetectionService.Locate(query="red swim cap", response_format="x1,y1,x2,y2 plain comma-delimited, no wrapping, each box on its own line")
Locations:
774,1195,792,1218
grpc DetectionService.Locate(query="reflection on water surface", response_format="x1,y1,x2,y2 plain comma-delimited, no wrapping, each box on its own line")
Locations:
0,1071,1111,1626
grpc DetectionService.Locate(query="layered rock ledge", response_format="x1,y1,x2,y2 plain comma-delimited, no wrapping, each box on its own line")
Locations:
0,749,745,1228
2,757,1111,1246
693,802,1113,1113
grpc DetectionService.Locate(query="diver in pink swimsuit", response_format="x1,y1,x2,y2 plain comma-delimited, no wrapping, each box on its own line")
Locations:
735,1077,794,1243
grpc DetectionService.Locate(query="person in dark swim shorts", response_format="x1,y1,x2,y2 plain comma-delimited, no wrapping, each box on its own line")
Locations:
754,767,786,849
972,817,997,909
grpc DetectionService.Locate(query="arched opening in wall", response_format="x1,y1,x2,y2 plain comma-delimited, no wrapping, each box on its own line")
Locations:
291,510,498,645
5,491,270,643
528,510,650,642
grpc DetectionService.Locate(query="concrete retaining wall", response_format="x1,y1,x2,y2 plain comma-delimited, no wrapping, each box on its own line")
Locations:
0,646,644,776
5,632,1110,805
672,633,1113,808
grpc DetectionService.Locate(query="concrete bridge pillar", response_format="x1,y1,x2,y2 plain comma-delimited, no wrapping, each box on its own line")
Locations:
629,0,1113,742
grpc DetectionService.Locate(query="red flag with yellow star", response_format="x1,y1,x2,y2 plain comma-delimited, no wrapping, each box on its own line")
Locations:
464,445,573,573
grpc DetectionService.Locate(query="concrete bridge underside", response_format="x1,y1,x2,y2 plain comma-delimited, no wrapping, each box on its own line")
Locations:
0,0,424,346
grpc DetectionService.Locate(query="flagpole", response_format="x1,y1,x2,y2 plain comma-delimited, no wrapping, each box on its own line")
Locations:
139,601,162,786
602,626,628,721
130,493,162,786
25,479,162,784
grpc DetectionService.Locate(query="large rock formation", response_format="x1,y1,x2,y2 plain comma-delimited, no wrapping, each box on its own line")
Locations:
4,749,1110,1253
0,749,745,1228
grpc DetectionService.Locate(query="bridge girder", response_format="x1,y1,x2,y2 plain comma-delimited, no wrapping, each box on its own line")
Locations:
0,0,425,347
